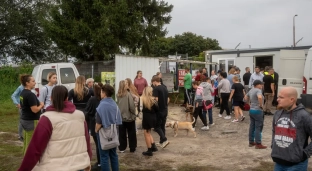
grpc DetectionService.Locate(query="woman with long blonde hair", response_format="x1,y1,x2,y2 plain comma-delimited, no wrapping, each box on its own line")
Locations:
139,86,158,156
117,80,137,153
68,76,94,128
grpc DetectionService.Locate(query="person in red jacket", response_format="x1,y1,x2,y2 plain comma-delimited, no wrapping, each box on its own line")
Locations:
195,69,206,82
134,70,148,96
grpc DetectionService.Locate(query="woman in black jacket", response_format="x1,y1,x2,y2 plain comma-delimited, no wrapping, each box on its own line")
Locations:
85,83,102,169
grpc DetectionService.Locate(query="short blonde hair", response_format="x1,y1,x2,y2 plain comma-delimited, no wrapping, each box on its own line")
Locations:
86,78,94,84
47,72,57,81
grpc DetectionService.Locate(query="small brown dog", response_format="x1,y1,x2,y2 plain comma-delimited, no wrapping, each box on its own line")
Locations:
185,106,194,121
166,117,196,138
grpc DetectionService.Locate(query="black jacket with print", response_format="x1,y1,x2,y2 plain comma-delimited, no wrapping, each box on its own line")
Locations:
271,104,312,165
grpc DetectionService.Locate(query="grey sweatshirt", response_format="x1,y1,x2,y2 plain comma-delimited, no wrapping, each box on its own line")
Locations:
271,104,312,165
217,79,231,93
117,92,136,122
200,82,214,101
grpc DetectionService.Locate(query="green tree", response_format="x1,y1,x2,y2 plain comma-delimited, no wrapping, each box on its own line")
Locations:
173,32,222,57
0,0,52,63
150,32,222,57
43,0,173,61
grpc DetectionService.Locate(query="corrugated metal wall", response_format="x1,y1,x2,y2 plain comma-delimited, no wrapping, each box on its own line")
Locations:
115,55,159,93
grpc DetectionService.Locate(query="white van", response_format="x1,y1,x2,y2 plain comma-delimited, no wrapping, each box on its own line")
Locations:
278,48,312,99
31,63,80,97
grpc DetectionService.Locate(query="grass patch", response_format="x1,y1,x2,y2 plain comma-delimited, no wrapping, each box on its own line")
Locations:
0,132,23,171
0,101,19,133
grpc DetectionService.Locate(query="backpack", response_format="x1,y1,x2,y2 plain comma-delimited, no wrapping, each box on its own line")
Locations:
202,100,213,111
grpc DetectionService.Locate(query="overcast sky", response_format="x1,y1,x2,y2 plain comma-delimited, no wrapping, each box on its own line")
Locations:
165,0,312,49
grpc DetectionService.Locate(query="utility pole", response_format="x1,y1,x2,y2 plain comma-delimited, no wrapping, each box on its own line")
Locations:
293,14,298,47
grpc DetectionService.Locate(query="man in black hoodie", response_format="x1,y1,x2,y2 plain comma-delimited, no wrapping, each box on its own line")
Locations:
271,87,312,171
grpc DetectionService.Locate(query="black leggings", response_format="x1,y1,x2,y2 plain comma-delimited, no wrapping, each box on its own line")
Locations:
220,93,230,115
92,135,100,164
192,106,207,127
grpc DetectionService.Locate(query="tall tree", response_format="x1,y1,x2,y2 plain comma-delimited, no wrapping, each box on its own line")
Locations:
150,32,222,57
173,32,222,57
43,0,173,61
0,0,52,63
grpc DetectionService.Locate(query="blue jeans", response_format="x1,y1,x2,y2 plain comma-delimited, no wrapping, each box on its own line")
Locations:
203,108,213,124
274,159,308,171
97,134,119,171
249,110,263,144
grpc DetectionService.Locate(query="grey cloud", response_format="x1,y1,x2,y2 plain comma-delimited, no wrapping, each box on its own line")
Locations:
165,0,312,49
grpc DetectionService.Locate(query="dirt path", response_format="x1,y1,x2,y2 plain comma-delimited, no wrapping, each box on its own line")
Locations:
116,104,312,171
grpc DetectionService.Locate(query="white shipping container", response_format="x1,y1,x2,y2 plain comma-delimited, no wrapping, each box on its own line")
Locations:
115,55,160,95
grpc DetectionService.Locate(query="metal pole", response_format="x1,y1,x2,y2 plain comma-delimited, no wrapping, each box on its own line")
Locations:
293,14,298,47
91,64,94,78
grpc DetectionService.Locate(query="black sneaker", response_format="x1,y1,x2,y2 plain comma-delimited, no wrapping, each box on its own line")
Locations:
91,163,101,170
18,137,24,142
142,150,153,156
130,148,136,153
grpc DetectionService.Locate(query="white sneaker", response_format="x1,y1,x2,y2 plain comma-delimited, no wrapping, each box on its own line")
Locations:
161,141,170,149
191,127,195,131
231,119,239,123
201,126,209,130
119,151,125,153
218,114,222,118
210,123,215,126
224,116,231,120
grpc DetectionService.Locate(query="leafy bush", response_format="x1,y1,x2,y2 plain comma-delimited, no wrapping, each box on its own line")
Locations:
0,64,33,102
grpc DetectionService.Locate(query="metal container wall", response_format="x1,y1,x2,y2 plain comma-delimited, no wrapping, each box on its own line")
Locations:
115,55,160,93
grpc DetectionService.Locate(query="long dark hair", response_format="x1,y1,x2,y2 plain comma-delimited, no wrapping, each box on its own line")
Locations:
94,84,101,100
51,85,68,112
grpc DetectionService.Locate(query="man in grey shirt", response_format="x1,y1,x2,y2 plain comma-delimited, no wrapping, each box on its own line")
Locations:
38,72,57,111
245,80,266,149
249,66,264,88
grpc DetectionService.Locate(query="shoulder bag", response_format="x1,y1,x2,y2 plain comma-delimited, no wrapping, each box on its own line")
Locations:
99,105,120,150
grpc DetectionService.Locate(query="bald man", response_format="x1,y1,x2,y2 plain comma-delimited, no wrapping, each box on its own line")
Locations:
271,87,312,171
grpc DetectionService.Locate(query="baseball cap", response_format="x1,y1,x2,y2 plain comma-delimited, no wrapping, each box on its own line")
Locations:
217,70,222,73
253,80,263,86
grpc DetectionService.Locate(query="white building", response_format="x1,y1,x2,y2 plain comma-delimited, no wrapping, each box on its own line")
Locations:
205,45,312,78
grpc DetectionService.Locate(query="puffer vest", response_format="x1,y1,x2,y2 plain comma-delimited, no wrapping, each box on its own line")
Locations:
33,110,90,171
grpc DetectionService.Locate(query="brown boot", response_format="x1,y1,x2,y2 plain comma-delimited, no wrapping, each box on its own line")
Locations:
255,143,267,149
249,142,256,147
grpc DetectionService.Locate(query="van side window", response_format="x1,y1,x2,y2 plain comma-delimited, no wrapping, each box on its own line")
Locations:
60,68,76,84
42,69,56,85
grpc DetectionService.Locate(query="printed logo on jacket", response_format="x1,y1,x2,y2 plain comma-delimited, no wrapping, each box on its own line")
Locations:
274,117,297,148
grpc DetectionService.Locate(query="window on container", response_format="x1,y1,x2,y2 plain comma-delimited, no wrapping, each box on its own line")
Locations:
42,69,56,85
219,60,225,72
228,60,234,72
60,68,76,84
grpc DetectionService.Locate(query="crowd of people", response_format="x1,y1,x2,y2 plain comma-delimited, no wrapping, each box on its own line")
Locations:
13,70,170,171
10,64,312,171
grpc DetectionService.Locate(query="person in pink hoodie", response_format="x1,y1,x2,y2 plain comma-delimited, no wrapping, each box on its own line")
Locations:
192,81,209,131
134,70,148,96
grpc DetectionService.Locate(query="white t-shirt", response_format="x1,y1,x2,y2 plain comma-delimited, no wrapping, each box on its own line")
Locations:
38,85,55,109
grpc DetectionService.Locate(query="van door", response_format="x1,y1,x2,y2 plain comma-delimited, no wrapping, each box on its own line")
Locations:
36,65,57,97
234,56,254,82
58,63,78,91
278,50,306,98
303,48,312,94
